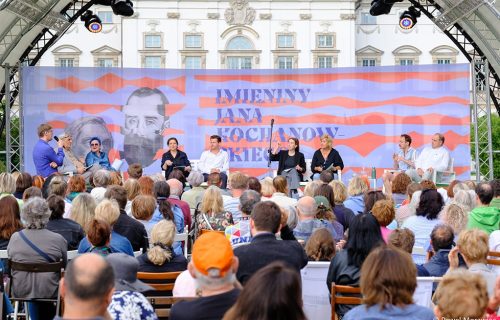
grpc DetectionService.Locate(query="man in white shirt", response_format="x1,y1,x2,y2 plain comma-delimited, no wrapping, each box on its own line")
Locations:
406,133,450,182
198,134,229,189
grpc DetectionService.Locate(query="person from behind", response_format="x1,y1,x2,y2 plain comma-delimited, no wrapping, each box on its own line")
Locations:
370,199,395,243
195,186,233,237
127,163,143,180
181,171,205,209
169,232,240,320
46,194,85,250
223,261,306,320
87,219,112,256
305,228,336,261
419,224,458,277
344,176,369,214
56,253,115,320
343,246,434,320
225,189,261,246
491,179,500,209
467,182,500,234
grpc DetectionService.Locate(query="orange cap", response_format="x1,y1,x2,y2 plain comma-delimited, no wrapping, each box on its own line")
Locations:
192,232,234,277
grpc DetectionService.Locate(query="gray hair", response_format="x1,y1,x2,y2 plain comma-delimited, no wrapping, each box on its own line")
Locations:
149,173,166,184
187,171,204,188
303,180,323,197
22,197,51,229
452,182,469,195
240,190,261,215
193,268,236,290
93,169,111,187
452,190,476,213
0,172,16,194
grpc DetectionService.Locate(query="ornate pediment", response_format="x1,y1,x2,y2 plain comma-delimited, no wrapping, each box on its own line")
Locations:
224,0,256,26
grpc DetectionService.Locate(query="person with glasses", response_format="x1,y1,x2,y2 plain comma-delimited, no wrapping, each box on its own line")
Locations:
33,123,65,178
406,133,450,182
85,137,112,170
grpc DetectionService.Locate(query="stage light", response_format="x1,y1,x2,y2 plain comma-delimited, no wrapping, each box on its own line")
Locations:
369,0,403,16
399,6,421,30
111,0,134,17
81,10,102,33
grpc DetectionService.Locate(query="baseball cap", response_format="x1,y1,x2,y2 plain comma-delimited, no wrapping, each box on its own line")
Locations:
192,232,233,278
314,195,332,210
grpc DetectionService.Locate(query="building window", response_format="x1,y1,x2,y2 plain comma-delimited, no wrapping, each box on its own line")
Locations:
317,35,334,48
437,59,451,64
227,57,252,69
277,56,293,69
97,11,113,23
361,12,377,25
318,56,333,68
362,59,376,67
97,58,114,67
185,35,202,48
145,35,162,48
399,59,414,66
59,58,74,67
185,56,202,69
144,56,161,68
277,35,294,48
227,36,254,50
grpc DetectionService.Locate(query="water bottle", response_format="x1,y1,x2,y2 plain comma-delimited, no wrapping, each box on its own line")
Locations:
371,167,376,179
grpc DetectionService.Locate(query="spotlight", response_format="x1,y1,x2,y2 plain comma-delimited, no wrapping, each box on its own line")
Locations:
81,10,102,33
369,0,403,16
111,0,134,17
399,6,421,30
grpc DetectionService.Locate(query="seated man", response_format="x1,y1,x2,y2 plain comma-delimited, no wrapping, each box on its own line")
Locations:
382,133,416,192
33,123,65,178
57,133,98,181
467,182,500,234
223,172,249,223
225,190,261,246
170,232,240,320
406,133,450,182
293,196,338,243
198,135,229,189
234,201,308,284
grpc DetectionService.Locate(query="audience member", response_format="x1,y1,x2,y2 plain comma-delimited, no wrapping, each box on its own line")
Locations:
69,192,96,232
440,203,468,236
196,186,233,237
320,170,334,184
390,172,412,206
395,182,422,225
106,253,157,320
167,178,192,229
223,261,306,320
371,199,395,242
434,269,489,320
123,178,141,215
344,176,368,214
127,163,143,179
109,171,123,186
137,220,188,272
32,175,44,189
305,228,336,261
491,179,500,209
131,195,157,236
467,182,500,234
225,189,261,246
86,219,112,256
0,173,22,207
314,195,344,242
138,176,155,196
90,169,111,202
303,180,322,197
66,175,86,203
452,189,477,212
170,232,240,320
168,169,187,188
23,186,42,201
420,179,436,190
223,172,249,222
247,176,261,194
363,190,386,214
270,175,297,208
260,177,275,199
343,247,434,320
234,201,308,284
0,195,22,250
387,228,414,254
326,213,384,317
181,171,205,209
46,194,85,250
419,224,459,277
56,253,114,319
329,180,355,230
14,172,32,200
106,185,149,252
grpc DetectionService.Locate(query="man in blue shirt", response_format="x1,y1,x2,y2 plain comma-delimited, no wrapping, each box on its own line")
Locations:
382,133,416,193
32,123,65,178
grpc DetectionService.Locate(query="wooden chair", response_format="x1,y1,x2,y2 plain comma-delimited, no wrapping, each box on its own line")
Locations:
146,296,196,318
487,250,500,266
330,283,362,320
136,271,182,292
7,259,65,319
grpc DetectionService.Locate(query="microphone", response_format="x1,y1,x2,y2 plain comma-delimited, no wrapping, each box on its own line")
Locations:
271,119,274,126
54,136,59,142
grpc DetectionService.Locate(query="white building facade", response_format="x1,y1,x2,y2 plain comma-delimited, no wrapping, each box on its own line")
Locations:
38,0,468,69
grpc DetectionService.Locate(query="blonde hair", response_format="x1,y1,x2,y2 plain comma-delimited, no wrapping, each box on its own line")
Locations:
200,186,224,214
70,193,97,232
147,220,175,265
457,229,489,264
320,134,332,148
0,172,16,193
124,178,141,201
131,195,156,220
434,269,488,319
228,172,249,190
440,203,468,235
94,199,120,226
109,171,123,186
260,177,275,197
303,180,322,197
347,176,369,196
329,180,348,204
371,200,395,227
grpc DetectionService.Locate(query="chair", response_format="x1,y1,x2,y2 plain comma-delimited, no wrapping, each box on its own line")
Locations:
67,250,79,260
330,283,362,320
432,157,456,185
174,227,189,259
487,250,500,266
136,271,182,292
146,296,196,318
7,259,65,320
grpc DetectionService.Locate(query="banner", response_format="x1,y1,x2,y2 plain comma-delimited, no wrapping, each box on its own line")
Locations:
22,64,470,181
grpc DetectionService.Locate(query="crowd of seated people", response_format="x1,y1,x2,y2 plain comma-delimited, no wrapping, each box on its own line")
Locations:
1,162,500,320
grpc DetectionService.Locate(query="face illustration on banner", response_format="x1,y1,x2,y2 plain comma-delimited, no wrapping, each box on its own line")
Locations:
121,87,170,167
64,116,114,161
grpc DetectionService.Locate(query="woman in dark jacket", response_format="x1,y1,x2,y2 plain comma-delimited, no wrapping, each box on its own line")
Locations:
161,137,191,179
311,134,344,180
270,137,306,182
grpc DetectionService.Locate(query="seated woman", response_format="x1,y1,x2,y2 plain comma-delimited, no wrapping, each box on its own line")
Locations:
343,176,369,215
311,134,344,181
46,194,85,250
87,219,112,256
314,196,344,242
305,228,336,262
343,246,434,320
131,195,157,237
137,220,188,273
85,137,112,170
270,137,306,193
195,186,233,237
161,137,191,179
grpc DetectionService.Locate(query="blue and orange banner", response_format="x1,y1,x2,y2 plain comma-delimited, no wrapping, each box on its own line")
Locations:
22,64,470,181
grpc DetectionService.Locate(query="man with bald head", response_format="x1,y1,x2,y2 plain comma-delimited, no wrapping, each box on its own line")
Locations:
56,253,115,319
167,178,192,230
293,196,340,243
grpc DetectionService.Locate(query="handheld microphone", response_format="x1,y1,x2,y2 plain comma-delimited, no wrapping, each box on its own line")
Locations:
271,119,274,126
54,136,59,142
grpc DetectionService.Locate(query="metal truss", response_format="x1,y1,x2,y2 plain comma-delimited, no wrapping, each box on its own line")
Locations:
0,0,93,172
472,59,494,181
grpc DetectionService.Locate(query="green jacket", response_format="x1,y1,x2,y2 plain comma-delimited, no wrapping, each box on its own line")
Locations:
491,197,500,209
467,206,500,234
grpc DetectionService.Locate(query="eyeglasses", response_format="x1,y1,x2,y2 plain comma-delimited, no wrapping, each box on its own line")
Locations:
91,143,100,146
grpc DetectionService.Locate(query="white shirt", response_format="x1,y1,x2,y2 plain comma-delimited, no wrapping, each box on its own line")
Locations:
198,149,229,174
415,146,450,172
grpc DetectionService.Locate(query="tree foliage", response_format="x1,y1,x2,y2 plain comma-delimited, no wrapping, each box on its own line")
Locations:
471,113,500,179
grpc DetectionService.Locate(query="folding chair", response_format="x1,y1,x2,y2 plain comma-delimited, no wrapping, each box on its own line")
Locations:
173,227,189,259
330,283,362,320
7,259,64,320
136,271,182,292
487,250,500,266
